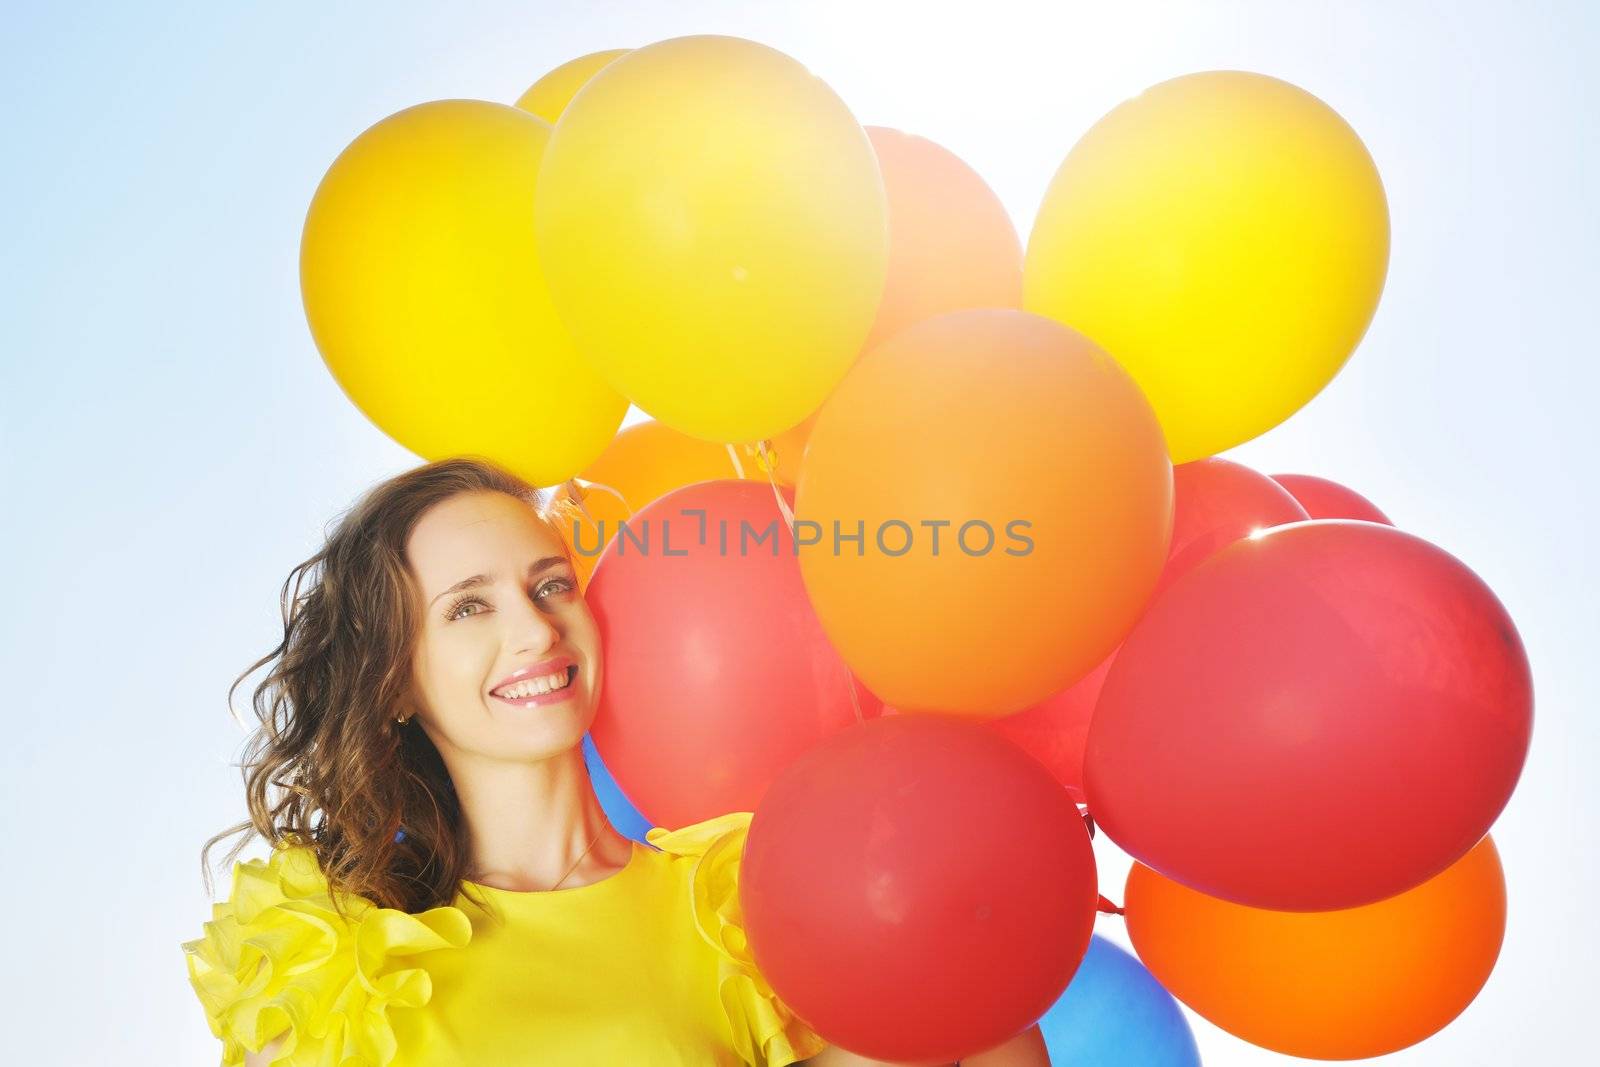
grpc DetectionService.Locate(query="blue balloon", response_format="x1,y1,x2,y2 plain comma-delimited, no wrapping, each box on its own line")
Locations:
1038,934,1201,1067
583,733,655,844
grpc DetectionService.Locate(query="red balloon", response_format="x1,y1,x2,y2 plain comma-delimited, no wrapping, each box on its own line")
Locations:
1161,458,1308,594
1271,472,1393,524
587,480,875,828
984,458,1303,798
1085,520,1532,911
743,716,1098,1063
982,658,1111,804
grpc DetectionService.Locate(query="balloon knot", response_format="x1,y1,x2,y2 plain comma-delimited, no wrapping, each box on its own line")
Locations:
750,439,780,477
1096,894,1125,916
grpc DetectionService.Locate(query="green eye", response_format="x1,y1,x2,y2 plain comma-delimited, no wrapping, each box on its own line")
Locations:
445,596,487,621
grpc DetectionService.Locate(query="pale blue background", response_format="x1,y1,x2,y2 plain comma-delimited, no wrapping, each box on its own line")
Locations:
2,2,1594,1064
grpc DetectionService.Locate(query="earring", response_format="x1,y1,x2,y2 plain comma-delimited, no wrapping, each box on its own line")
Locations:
395,714,410,725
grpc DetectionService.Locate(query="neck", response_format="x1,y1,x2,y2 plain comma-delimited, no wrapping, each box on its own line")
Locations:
445,742,620,890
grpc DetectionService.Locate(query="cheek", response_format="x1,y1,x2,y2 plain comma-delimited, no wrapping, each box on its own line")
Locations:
413,631,490,713
572,613,603,672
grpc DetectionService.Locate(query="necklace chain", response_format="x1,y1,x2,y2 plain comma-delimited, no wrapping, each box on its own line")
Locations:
546,826,606,892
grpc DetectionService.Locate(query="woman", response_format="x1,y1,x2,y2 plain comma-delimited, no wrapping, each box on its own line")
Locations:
184,457,1049,1066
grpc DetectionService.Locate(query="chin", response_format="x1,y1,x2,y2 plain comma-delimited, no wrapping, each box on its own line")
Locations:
494,706,596,754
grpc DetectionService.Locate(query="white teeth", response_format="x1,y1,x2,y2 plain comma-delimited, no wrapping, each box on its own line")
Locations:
495,669,572,700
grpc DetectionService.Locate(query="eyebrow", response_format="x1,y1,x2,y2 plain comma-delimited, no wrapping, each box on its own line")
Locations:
427,556,570,608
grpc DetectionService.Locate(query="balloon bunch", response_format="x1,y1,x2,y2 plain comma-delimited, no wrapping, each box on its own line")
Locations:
300,36,1533,1065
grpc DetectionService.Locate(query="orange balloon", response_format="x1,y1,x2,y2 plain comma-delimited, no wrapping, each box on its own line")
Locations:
863,126,1024,351
795,309,1172,718
550,419,779,589
770,128,1024,476
1125,836,1507,1060
582,419,764,504
547,481,628,591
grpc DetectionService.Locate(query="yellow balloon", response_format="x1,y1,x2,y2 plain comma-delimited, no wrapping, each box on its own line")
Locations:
1025,71,1389,463
514,49,629,123
301,100,627,486
536,35,888,444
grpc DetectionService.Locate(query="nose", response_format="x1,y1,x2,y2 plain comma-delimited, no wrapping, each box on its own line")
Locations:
506,588,561,654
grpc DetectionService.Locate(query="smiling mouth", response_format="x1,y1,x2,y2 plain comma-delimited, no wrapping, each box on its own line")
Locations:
490,665,580,705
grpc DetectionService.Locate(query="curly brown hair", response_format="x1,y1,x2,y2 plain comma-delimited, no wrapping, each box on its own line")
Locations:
201,456,584,915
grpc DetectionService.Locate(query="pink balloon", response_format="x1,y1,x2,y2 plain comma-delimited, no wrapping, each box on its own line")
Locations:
587,480,874,828
1271,472,1393,525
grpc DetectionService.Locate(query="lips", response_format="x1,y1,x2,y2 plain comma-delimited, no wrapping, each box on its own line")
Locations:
488,655,577,697
490,670,579,709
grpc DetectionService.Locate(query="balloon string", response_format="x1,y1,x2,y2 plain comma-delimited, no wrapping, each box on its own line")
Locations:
723,442,747,480
845,673,864,725
569,477,634,518
751,438,797,537
1080,808,1124,918
748,436,830,720
560,478,599,526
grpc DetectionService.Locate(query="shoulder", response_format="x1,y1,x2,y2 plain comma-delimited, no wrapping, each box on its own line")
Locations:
647,813,830,1067
645,810,754,889
182,841,471,1067
645,811,766,961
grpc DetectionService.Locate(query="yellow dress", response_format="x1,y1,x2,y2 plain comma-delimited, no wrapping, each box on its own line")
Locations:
183,812,830,1066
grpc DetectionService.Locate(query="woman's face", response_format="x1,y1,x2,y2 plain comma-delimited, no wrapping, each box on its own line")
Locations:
405,490,601,762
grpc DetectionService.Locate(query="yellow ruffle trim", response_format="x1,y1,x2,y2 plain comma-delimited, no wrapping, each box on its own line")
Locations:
647,812,829,1067
182,843,472,1066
